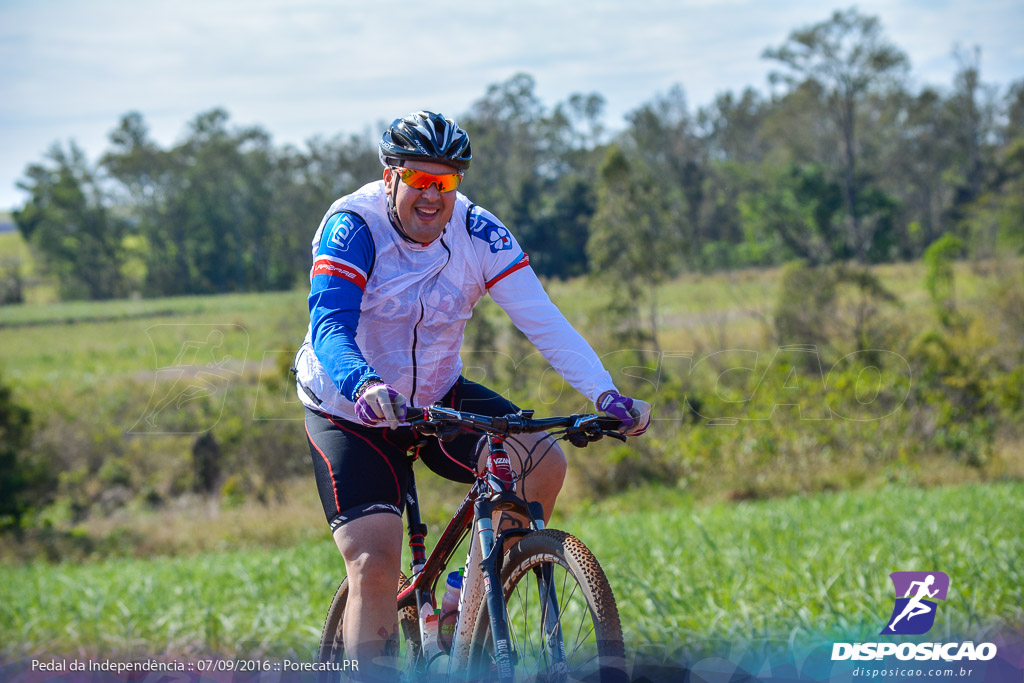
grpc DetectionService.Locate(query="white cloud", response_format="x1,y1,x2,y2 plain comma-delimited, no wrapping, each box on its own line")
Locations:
1,0,1021,209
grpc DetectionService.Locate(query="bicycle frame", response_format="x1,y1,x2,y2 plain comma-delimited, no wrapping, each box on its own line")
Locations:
395,429,552,681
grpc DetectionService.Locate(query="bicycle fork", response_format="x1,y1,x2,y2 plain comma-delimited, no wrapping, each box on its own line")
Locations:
473,497,515,681
466,436,567,681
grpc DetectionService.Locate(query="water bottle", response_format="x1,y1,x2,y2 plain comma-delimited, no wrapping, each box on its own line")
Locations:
422,608,442,663
438,569,463,652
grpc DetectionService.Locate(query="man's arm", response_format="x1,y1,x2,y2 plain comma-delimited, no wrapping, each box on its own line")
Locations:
308,212,381,401
487,264,615,403
471,205,650,434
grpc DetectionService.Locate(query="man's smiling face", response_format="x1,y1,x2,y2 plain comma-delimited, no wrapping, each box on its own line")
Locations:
383,159,460,244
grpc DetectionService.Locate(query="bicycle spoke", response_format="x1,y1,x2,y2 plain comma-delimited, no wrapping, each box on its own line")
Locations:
560,572,579,615
569,582,588,646
547,574,579,645
539,569,554,672
516,573,532,651
569,622,596,665
543,565,601,678
522,562,589,679
514,575,532,660
559,565,570,618
526,569,551,677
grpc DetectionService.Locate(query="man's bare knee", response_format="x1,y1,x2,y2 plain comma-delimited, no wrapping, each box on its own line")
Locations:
333,513,403,589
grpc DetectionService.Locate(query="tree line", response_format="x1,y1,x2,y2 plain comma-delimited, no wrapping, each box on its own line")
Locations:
10,8,1024,303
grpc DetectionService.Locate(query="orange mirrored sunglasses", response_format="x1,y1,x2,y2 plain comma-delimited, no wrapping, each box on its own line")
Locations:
392,166,464,193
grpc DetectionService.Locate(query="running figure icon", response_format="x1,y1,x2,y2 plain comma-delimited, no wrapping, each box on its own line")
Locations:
888,574,938,631
882,571,949,635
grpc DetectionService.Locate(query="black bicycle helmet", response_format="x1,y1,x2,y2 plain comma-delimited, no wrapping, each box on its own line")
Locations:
379,111,472,171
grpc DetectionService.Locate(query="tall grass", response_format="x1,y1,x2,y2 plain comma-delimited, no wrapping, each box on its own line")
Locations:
2,482,1021,660
584,483,1024,649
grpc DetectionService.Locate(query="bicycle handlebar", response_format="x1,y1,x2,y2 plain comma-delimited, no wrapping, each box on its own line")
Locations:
405,406,626,446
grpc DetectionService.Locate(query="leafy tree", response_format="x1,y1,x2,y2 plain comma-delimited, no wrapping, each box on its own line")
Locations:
460,73,546,242
103,112,168,205
15,53,1024,301
270,132,380,287
738,162,845,265
947,46,997,214
554,93,607,152
877,87,959,255
0,256,23,305
764,7,909,261
103,109,281,295
461,74,601,278
530,173,596,278
624,86,706,266
962,136,1024,257
691,161,756,270
700,87,770,165
0,375,45,533
587,146,681,350
164,109,277,294
923,233,965,328
774,260,900,356
14,142,128,299
1006,80,1024,141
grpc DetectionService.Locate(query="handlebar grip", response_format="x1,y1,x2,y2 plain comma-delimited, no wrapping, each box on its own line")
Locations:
405,407,426,422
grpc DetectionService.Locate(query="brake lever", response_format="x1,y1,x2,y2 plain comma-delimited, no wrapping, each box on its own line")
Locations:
567,433,590,448
563,426,628,448
411,418,461,442
437,424,461,442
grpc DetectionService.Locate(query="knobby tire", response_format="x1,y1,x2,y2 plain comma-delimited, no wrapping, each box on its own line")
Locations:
467,529,627,683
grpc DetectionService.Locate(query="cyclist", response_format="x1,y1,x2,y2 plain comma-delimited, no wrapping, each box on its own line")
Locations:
294,110,650,679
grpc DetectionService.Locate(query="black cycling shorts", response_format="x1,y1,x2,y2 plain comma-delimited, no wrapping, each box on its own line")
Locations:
304,376,519,531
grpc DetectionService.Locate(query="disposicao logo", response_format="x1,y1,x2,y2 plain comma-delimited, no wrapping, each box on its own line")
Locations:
881,571,949,635
831,571,998,662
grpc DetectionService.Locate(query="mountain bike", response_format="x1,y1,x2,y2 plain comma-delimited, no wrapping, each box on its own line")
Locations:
317,405,628,682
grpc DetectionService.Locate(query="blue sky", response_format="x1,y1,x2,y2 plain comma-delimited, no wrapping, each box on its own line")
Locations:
1,0,1022,211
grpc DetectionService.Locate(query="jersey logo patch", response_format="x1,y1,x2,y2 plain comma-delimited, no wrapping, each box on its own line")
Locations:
328,213,361,250
469,211,513,253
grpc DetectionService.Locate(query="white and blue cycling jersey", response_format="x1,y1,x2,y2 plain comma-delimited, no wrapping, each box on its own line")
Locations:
294,180,616,424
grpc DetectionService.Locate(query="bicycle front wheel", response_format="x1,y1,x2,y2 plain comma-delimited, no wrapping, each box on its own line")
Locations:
468,529,627,682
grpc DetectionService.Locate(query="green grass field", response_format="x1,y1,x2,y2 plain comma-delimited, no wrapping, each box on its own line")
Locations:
0,257,1007,387
2,252,1022,672
1,482,1021,660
